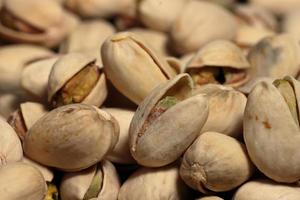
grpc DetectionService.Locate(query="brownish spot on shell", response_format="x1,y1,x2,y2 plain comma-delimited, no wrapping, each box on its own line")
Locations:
262,120,271,129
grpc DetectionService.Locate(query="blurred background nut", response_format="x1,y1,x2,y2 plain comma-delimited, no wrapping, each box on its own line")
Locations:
180,132,254,193
60,160,120,200
196,197,224,200
23,104,120,172
129,74,209,167
101,32,176,104
48,53,107,108
249,0,300,15
282,10,300,43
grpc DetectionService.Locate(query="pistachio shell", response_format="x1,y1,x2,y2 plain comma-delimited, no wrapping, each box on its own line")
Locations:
104,108,136,164
23,104,119,172
118,165,192,200
48,53,107,108
170,1,238,55
193,84,246,138
250,0,300,15
129,74,209,167
101,32,176,104
0,93,23,118
0,162,47,200
244,76,300,182
282,10,300,42
138,0,187,32
0,118,22,165
165,57,183,74
180,132,254,193
233,179,300,200
197,197,224,200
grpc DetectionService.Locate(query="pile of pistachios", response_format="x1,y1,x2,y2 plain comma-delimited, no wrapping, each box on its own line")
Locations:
1,0,300,199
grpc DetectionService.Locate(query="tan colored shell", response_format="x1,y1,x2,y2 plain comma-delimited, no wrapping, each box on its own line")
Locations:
101,32,176,104
104,108,136,164
118,165,192,200
165,57,183,75
23,104,120,172
233,179,300,200
197,197,224,200
0,162,47,200
282,10,300,42
244,76,300,182
0,118,22,165
138,0,187,32
180,132,254,193
193,84,247,138
0,93,23,118
0,0,79,47
20,102,48,129
170,0,238,55
60,160,120,200
250,0,300,15
21,57,58,100
129,74,209,167
48,53,107,107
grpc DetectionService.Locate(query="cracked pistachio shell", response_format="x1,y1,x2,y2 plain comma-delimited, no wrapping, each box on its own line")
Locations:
0,118,22,165
129,74,209,167
170,1,237,55
0,45,53,93
118,165,192,200
23,104,120,172
101,32,176,104
185,40,250,88
233,179,300,200
250,0,300,15
0,0,79,47
48,53,107,108
60,160,120,200
138,0,187,32
104,108,136,164
244,76,300,182
196,197,224,200
283,10,300,42
21,57,58,100
0,162,47,200
165,57,183,75
193,84,246,138
180,132,254,193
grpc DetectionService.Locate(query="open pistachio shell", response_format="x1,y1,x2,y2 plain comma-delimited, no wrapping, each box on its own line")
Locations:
0,118,22,165
185,40,250,88
193,84,247,138
170,1,237,55
244,76,300,182
233,179,300,200
60,160,120,200
129,74,209,167
118,164,192,200
101,32,176,104
48,53,107,108
180,132,254,193
250,0,300,15
0,162,47,200
104,108,136,164
23,104,119,172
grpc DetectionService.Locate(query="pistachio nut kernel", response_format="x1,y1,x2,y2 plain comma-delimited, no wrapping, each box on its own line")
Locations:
45,183,59,200
7,109,27,142
83,165,103,200
51,61,101,108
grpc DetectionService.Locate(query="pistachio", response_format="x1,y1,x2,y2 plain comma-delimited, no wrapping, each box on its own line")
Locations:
60,160,120,200
170,0,237,55
48,53,107,108
101,32,176,104
129,74,209,167
23,104,119,172
185,40,250,88
249,0,300,15
180,132,254,193
118,164,192,200
244,76,300,182
0,93,23,119
282,10,300,42
0,162,47,200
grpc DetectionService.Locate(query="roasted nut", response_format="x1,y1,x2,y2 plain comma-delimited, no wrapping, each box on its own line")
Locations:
129,74,209,167
23,104,119,172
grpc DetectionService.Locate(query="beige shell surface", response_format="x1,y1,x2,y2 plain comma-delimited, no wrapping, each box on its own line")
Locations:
180,132,254,193
233,179,300,200
101,32,176,104
0,162,47,200
283,10,300,42
250,0,300,15
193,84,247,138
21,57,58,99
104,108,136,164
20,102,48,129
129,74,209,167
118,165,192,200
244,76,300,182
170,0,238,55
138,0,186,32
0,118,23,165
23,104,119,172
